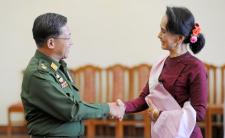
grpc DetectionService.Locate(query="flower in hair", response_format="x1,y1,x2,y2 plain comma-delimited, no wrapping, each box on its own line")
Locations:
190,35,197,43
192,23,201,35
190,23,201,43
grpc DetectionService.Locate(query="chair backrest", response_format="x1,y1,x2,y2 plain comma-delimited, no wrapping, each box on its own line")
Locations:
8,102,24,113
71,65,102,103
8,102,26,128
106,64,130,102
204,63,218,104
129,64,152,100
221,64,225,103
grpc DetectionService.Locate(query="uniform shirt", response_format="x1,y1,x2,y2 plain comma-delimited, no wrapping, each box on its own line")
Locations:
125,52,208,138
21,50,109,137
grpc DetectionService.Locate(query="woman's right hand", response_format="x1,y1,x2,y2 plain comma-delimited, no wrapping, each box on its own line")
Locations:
148,107,161,121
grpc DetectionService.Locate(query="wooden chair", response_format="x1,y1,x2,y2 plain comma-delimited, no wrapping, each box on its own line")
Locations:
200,63,217,138
207,64,224,138
71,65,103,138
7,102,26,137
103,64,130,138
71,65,102,102
117,64,152,138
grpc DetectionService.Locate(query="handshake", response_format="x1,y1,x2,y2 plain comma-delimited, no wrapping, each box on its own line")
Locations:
108,99,125,121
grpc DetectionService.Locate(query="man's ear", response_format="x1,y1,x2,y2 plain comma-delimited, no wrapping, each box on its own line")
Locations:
47,38,55,49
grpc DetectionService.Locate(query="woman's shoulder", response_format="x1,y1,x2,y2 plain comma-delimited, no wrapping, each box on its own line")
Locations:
185,53,206,72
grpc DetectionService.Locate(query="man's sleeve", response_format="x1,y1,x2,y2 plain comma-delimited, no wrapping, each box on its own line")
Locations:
28,71,109,122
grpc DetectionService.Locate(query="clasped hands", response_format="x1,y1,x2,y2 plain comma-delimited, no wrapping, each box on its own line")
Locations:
108,99,125,121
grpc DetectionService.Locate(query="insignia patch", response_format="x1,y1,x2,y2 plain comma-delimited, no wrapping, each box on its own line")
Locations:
61,81,68,88
55,73,68,88
59,77,64,83
56,74,60,79
40,63,47,70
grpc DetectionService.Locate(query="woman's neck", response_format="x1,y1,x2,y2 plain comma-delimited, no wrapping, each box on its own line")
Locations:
169,43,188,58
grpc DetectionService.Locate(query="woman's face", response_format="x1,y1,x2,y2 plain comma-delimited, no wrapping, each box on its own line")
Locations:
158,15,179,50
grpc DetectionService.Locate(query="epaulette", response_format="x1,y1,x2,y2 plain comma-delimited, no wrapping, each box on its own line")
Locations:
50,62,58,71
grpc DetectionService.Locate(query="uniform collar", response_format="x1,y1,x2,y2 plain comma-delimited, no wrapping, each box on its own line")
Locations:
35,50,61,71
59,60,67,68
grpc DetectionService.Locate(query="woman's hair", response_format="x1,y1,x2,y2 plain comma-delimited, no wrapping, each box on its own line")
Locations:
166,6,205,54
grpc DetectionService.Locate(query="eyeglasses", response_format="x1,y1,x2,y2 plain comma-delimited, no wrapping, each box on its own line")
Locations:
53,37,71,40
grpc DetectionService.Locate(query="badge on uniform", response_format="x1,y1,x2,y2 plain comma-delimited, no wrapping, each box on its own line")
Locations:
55,73,68,88
61,81,68,88
40,63,47,70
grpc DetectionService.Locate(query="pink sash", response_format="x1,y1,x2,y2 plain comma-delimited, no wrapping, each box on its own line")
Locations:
145,56,196,138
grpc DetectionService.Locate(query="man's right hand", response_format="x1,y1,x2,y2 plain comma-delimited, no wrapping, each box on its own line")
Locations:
108,99,125,121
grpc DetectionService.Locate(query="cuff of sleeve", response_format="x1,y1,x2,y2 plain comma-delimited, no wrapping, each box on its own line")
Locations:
101,103,110,115
124,102,129,113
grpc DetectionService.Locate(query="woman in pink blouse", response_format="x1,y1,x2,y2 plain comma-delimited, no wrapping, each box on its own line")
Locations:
119,6,208,138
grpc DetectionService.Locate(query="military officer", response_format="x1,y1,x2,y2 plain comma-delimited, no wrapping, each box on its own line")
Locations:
21,13,124,138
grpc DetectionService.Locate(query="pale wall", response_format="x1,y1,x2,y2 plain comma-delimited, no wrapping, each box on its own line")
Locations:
0,0,224,125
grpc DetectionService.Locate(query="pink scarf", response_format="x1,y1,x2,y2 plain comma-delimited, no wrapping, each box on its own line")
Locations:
145,56,196,138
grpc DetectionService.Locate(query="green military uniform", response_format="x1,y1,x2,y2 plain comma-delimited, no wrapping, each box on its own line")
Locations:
21,50,109,137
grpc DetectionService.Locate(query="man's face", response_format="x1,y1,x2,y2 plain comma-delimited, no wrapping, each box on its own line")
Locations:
53,24,73,60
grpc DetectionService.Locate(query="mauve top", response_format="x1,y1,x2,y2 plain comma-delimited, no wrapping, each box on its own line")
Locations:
125,52,208,138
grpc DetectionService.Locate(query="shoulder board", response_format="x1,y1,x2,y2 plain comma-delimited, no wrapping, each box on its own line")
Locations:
37,60,50,73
